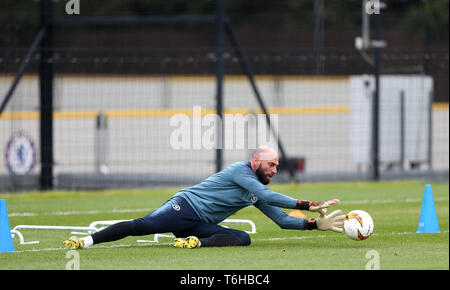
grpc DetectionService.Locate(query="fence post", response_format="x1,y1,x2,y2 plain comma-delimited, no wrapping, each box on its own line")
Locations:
39,0,54,190
371,12,382,181
95,111,109,174
427,89,434,170
400,90,405,170
215,0,225,172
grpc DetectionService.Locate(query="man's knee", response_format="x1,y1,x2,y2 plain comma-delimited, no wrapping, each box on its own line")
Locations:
198,230,251,247
236,231,251,246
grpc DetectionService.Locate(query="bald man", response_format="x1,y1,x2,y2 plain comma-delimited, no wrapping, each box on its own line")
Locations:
64,146,343,249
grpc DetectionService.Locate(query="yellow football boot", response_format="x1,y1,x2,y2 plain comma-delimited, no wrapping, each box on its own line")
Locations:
63,236,85,249
174,236,200,248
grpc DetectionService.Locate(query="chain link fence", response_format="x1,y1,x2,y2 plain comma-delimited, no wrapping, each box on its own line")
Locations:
1,2,448,191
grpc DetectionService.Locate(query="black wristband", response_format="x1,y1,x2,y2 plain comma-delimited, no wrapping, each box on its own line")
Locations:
296,200,310,210
304,219,318,230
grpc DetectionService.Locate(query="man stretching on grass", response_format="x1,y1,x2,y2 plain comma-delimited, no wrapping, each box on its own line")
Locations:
64,145,344,249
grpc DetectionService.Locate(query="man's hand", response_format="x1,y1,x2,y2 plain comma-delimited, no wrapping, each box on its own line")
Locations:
307,199,340,212
315,209,345,233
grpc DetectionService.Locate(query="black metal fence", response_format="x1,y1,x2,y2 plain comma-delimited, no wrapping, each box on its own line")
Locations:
0,0,448,192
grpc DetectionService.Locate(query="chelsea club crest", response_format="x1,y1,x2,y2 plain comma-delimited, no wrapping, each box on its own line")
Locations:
5,131,37,175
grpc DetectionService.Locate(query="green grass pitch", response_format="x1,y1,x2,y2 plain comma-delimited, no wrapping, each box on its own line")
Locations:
0,180,448,270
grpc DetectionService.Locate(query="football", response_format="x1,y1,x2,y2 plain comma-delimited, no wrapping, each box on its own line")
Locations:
343,210,374,240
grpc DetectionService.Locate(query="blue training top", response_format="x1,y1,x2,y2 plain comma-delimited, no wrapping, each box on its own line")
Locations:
174,161,309,230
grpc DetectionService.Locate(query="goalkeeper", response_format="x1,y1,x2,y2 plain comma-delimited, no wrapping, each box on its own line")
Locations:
64,145,344,249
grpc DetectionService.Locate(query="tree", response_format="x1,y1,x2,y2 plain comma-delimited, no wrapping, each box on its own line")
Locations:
403,0,449,41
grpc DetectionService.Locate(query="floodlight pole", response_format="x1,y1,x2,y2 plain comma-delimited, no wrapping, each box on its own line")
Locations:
39,0,54,190
356,0,387,181
215,0,225,173
225,21,296,182
0,29,45,117
313,0,324,75
371,11,381,181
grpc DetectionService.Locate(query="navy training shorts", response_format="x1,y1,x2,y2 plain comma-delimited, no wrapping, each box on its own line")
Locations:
130,195,249,242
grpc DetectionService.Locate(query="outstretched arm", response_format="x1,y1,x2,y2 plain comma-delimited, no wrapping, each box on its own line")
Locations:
233,165,340,212
254,200,317,230
255,200,345,233
233,170,298,208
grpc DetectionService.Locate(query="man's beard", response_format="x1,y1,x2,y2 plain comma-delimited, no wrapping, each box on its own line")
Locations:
256,164,270,185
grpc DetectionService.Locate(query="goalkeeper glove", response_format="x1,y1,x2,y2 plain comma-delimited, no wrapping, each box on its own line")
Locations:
315,209,345,233
296,198,340,213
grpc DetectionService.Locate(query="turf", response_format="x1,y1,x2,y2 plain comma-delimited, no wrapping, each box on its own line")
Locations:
0,180,448,270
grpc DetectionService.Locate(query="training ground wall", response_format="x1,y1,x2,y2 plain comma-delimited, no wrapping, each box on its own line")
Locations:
0,74,448,191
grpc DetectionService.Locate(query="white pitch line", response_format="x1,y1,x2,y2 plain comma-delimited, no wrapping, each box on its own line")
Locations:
259,230,449,242
11,242,173,253
9,208,155,217
9,230,449,253
9,196,448,217
341,196,449,205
